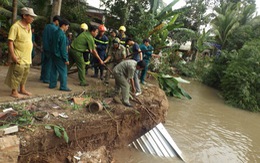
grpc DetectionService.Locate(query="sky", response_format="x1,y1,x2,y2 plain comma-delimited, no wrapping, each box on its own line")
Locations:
87,0,260,14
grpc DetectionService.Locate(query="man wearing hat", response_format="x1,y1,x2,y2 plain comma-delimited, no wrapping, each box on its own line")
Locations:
103,37,126,84
5,7,37,98
68,25,104,86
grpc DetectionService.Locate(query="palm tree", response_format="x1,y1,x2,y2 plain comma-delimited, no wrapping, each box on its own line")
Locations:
211,3,240,49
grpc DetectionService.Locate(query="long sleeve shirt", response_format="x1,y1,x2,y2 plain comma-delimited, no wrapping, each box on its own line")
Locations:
94,34,109,60
51,28,68,62
42,23,58,53
113,60,137,79
139,44,154,60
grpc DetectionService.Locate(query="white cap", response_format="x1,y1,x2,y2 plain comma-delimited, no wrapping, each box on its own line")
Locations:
21,7,37,17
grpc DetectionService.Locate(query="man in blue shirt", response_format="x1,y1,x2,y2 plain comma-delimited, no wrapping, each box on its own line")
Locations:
125,38,142,96
49,19,71,91
92,24,109,80
139,38,160,84
40,15,61,83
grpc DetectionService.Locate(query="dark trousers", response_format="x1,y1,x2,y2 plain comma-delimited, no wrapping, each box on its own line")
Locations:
40,52,52,83
49,55,68,90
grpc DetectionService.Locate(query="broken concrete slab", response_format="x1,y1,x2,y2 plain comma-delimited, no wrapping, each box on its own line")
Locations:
0,135,20,163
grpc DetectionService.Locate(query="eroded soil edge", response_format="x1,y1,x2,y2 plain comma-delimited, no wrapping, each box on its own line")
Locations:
2,85,168,162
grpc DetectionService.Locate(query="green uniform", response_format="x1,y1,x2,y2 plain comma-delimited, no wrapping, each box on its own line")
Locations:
40,23,58,83
113,60,137,104
49,28,69,90
105,44,126,82
139,43,154,84
69,31,95,85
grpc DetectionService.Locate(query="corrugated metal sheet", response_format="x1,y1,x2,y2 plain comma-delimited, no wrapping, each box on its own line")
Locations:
129,123,185,162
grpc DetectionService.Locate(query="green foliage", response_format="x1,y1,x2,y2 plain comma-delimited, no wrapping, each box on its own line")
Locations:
127,13,158,43
46,125,69,143
149,46,180,75
0,42,8,65
16,110,34,124
221,39,260,111
61,0,90,25
225,16,260,52
150,72,192,99
101,0,151,27
211,3,240,49
155,0,179,20
202,51,237,89
176,56,212,80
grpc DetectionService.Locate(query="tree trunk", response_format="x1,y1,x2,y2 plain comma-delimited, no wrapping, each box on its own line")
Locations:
27,0,31,6
12,0,18,24
51,0,62,22
121,0,134,25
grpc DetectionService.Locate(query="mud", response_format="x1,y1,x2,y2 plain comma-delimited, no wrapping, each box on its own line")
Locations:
0,65,168,162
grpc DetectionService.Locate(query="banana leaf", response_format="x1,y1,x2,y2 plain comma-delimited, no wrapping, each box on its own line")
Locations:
177,86,192,100
172,89,183,98
150,72,192,100
156,0,179,20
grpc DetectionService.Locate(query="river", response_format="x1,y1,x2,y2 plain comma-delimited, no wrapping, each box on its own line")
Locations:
113,80,260,163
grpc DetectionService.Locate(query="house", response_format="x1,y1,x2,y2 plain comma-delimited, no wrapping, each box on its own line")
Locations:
86,5,106,26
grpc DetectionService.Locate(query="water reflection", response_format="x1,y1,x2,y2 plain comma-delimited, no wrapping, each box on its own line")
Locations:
113,81,260,163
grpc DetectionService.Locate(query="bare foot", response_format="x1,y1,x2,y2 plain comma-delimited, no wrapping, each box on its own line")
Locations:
11,93,26,99
20,90,32,96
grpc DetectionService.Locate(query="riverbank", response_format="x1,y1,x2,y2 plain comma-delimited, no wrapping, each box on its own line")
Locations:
0,65,169,162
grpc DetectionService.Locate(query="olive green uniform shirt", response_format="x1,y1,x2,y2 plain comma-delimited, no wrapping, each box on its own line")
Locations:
71,31,95,52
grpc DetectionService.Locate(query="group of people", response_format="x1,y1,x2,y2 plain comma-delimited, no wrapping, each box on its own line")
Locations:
5,7,159,107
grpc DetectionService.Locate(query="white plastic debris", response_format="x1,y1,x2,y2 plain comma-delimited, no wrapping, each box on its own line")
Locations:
58,113,68,118
3,108,14,112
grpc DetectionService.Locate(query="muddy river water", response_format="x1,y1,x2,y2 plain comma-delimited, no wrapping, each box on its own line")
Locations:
113,80,260,163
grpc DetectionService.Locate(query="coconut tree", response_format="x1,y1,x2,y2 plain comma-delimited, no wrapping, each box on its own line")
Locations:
211,3,240,49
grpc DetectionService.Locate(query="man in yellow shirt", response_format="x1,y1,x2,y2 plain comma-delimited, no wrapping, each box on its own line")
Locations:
5,7,37,98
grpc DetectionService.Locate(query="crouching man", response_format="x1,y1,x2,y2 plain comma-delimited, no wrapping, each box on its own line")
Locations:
113,60,146,107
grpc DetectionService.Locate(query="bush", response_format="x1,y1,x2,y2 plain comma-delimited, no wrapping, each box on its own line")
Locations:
202,51,237,89
221,40,260,112
0,42,8,65
176,56,212,80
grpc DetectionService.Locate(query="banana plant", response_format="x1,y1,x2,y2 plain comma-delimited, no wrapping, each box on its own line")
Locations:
149,0,189,50
149,72,192,99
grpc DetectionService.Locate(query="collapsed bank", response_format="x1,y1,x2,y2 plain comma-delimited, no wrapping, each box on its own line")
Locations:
0,84,169,162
